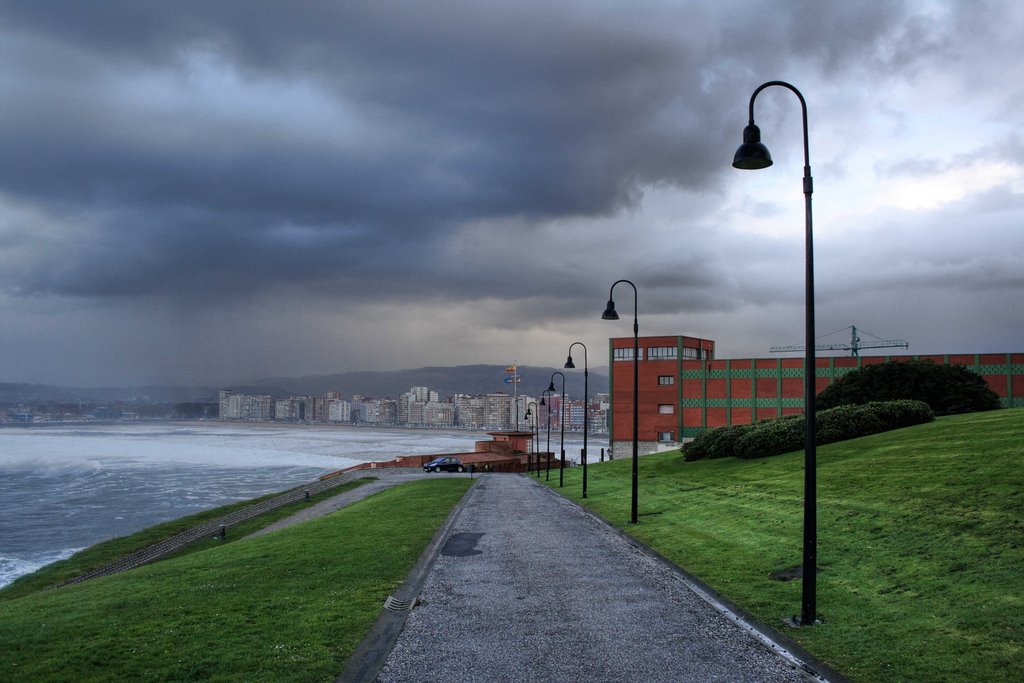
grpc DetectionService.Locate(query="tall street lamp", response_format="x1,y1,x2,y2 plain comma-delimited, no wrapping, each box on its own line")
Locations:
524,405,533,472
546,372,567,488
733,80,818,626
602,280,640,524
525,401,539,473
565,342,589,499
540,389,553,480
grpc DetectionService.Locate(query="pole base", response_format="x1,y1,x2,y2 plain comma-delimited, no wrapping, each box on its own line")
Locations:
784,615,822,628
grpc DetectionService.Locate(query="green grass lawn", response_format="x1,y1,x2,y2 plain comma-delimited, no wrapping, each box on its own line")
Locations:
0,477,473,682
547,409,1023,683
0,479,370,602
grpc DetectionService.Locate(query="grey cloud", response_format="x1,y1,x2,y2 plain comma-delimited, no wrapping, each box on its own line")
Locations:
818,188,1024,301
1,1,1019,384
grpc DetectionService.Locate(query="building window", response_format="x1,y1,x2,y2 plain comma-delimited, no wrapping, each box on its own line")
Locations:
658,431,674,442
647,346,678,360
658,404,674,414
613,348,643,361
658,375,674,385
682,347,711,360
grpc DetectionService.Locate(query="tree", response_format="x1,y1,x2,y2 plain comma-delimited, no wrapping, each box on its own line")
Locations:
815,360,1001,416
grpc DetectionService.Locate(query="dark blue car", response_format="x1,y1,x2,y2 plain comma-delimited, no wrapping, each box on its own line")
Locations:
423,456,465,473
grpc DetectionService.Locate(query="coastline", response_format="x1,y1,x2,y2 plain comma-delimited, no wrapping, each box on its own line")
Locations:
173,419,490,437
3,417,608,440
0,424,484,589
173,419,608,438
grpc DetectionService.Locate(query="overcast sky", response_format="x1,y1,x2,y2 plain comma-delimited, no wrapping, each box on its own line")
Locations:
1,0,1021,388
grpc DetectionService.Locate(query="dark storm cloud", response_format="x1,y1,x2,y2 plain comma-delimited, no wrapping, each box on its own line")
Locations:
0,0,923,305
2,0,1021,385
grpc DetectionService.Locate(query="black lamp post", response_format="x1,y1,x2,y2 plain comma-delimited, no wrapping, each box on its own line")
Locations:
546,372,567,488
565,342,589,498
525,401,538,473
540,389,553,480
602,279,640,524
524,406,532,472
733,80,818,626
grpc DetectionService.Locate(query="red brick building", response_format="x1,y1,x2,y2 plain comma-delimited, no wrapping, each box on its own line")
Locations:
608,334,1024,456
607,335,714,455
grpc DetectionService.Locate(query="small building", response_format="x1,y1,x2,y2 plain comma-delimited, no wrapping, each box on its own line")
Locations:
322,430,549,478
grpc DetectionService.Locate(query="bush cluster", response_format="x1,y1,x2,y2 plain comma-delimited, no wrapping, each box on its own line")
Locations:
681,399,934,461
681,423,756,461
815,360,1001,415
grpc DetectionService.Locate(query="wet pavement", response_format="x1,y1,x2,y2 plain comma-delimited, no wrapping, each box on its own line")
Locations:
368,474,822,683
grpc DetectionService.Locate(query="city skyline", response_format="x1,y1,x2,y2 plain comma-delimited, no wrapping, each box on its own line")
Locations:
218,386,609,433
1,2,1022,387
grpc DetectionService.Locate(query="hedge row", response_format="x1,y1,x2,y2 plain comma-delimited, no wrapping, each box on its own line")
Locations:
682,400,934,461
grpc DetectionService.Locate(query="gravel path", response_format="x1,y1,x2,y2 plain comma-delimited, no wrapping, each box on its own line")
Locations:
374,474,819,683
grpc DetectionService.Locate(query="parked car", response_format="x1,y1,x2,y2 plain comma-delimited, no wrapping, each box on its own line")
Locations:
423,456,465,473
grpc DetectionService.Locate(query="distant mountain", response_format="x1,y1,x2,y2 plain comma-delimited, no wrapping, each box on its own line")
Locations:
0,383,229,404
0,364,609,406
254,364,609,400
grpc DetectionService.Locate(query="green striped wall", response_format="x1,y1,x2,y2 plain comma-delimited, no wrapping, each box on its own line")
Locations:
681,353,1021,437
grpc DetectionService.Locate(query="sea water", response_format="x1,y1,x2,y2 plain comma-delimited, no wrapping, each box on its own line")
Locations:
0,423,491,588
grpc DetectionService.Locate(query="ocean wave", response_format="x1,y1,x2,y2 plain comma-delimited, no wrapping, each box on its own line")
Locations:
0,456,104,479
0,548,81,589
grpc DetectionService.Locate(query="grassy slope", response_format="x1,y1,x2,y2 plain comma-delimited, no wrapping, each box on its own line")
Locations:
0,478,473,682
546,409,1023,683
0,479,369,601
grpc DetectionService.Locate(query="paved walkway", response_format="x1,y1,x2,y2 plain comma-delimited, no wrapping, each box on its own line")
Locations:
371,474,821,683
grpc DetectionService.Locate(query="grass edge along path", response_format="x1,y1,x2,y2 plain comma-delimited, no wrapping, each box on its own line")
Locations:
0,477,473,683
0,479,370,601
545,409,1023,683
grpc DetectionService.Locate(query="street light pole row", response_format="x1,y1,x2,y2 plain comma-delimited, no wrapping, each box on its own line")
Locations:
542,281,637,515
530,79,820,626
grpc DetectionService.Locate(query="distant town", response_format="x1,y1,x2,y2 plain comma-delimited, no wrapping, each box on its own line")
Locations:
0,384,610,434
218,387,610,433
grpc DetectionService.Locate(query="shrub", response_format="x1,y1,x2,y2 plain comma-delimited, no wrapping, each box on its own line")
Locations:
870,399,936,428
729,400,934,459
816,404,885,443
734,414,805,459
700,428,749,458
816,360,1001,415
683,423,758,461
681,440,707,462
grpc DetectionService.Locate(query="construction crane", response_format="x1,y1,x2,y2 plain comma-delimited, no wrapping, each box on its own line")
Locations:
770,325,909,357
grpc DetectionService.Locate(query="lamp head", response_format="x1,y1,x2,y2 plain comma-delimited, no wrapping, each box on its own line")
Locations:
540,396,546,406
546,380,557,393
601,299,619,320
732,123,773,170
524,408,532,419
564,355,575,369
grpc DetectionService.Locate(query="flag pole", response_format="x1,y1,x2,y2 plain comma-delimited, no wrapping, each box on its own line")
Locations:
513,361,519,430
